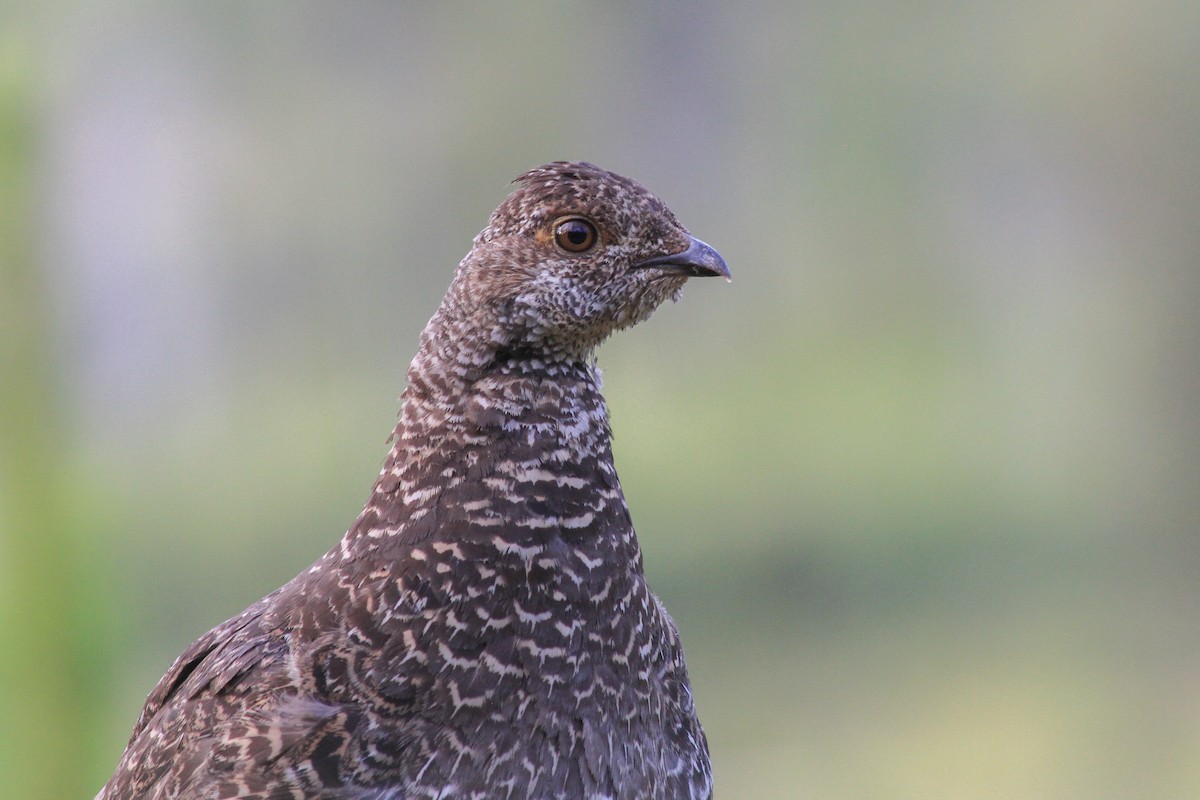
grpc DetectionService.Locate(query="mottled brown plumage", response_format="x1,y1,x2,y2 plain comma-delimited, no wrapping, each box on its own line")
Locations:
98,162,729,800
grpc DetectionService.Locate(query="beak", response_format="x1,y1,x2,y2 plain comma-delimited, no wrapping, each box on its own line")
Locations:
632,236,731,280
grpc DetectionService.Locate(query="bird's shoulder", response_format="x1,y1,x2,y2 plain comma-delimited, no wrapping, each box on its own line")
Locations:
130,593,284,739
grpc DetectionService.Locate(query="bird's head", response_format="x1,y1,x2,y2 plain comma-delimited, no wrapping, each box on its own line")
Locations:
437,161,729,365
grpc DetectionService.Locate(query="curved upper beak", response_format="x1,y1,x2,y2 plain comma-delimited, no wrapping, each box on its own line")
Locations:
632,236,731,280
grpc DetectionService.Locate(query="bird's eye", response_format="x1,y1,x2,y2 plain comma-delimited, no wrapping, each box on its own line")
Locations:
554,218,598,253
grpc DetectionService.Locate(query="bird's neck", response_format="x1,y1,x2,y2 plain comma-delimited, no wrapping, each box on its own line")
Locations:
340,329,634,561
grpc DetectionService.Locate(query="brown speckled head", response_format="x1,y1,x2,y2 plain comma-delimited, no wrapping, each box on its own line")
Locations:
436,161,728,364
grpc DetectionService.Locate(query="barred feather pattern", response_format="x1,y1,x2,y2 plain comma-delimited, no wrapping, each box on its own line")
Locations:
97,162,723,800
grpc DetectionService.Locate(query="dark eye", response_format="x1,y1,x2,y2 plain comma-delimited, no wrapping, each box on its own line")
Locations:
554,218,598,253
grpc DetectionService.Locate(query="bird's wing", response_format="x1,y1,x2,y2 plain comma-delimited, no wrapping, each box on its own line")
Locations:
102,596,320,799
128,597,277,743
105,583,415,800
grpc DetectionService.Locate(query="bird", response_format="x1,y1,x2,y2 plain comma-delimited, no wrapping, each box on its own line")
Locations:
97,161,730,800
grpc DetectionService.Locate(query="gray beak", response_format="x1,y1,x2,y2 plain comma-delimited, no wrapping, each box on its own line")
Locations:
632,236,731,279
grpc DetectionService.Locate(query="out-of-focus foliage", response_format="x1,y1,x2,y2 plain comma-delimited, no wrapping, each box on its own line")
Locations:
2,2,1198,797
0,23,107,800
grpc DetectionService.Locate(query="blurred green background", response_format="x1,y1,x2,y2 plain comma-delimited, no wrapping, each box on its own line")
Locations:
2,2,1198,798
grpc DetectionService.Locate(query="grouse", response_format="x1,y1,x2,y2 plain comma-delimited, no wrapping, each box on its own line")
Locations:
97,161,730,800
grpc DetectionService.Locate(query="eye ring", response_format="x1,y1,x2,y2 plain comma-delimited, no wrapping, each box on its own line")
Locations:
553,217,598,253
